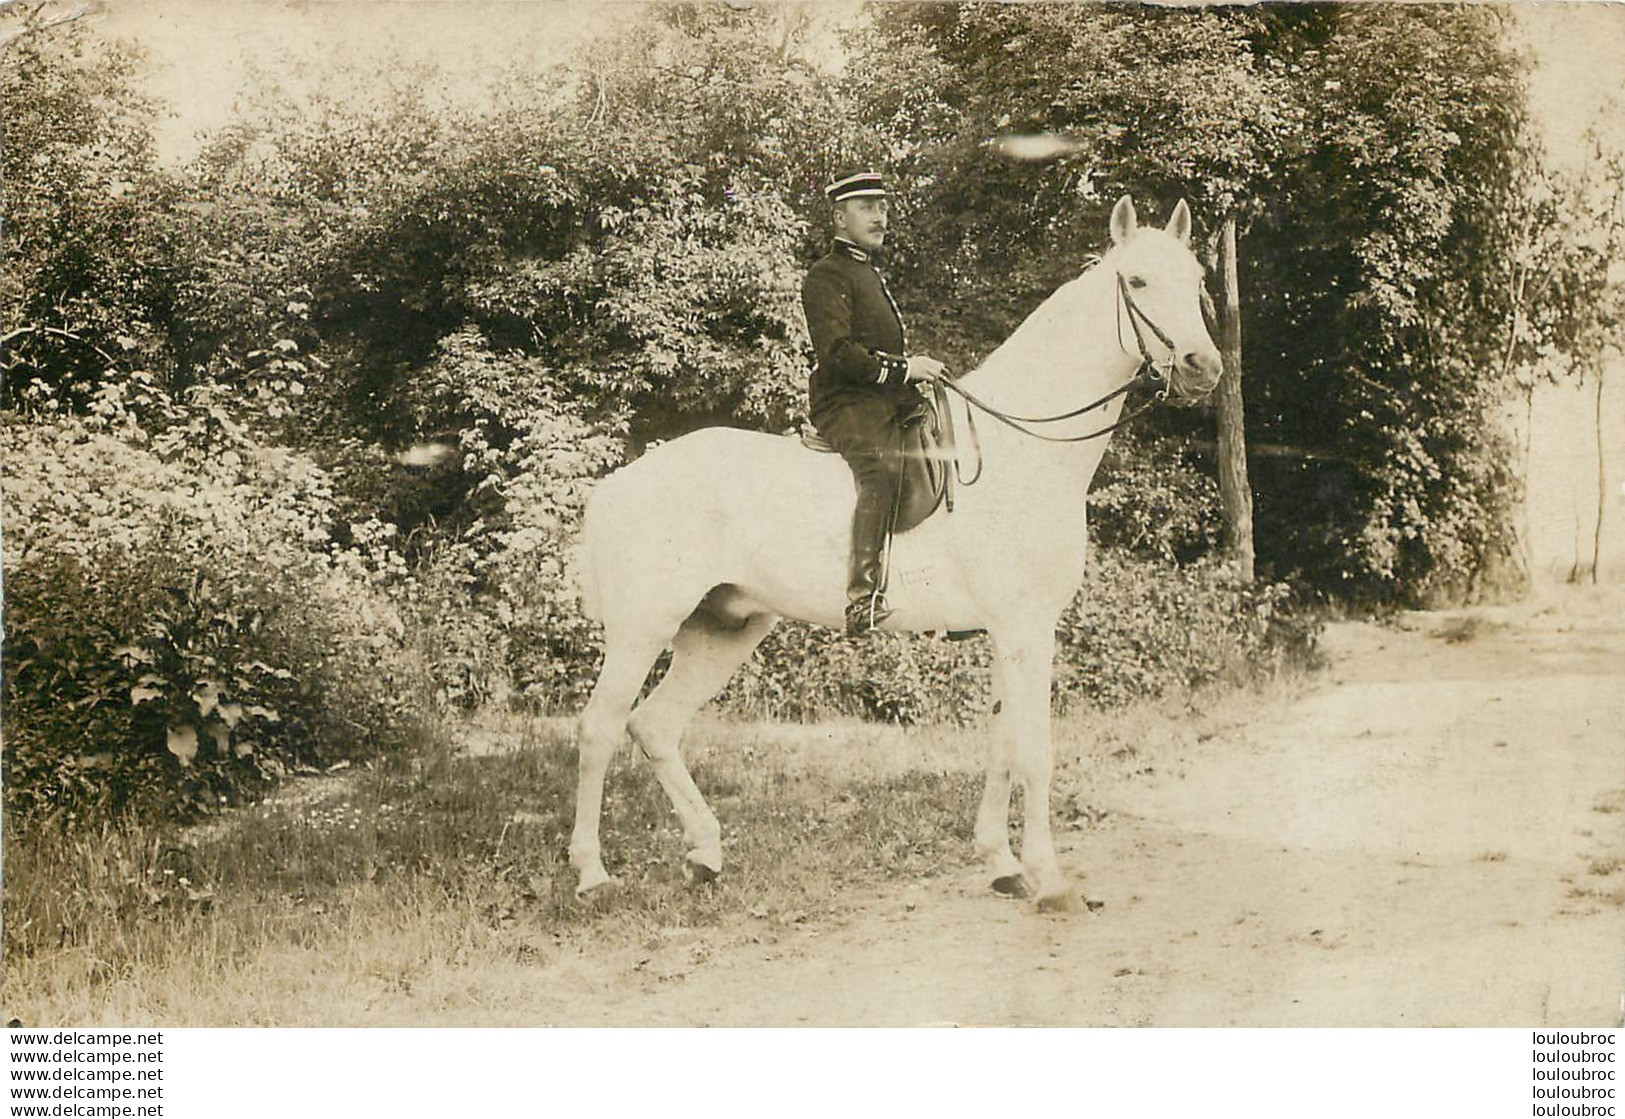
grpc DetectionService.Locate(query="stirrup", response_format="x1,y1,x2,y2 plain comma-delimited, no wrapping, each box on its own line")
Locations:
844,595,892,637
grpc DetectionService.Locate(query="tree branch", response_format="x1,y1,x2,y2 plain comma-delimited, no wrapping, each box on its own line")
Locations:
0,2,94,54
2,323,123,370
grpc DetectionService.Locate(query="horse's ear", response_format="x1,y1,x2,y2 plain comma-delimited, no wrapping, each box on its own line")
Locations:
1167,199,1192,246
1110,195,1138,245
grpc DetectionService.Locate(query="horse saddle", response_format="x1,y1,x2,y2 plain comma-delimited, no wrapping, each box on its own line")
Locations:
801,381,959,535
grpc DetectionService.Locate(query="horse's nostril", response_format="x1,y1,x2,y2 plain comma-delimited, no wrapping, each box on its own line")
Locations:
1177,351,1212,376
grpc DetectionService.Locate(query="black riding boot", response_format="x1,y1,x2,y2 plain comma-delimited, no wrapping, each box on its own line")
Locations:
845,482,894,637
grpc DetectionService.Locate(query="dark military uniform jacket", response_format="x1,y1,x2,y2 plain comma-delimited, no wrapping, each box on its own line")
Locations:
801,238,918,429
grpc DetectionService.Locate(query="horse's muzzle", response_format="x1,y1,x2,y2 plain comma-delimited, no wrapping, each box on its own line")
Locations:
1167,349,1223,406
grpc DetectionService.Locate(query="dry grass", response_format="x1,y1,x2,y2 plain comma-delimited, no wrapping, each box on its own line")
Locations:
1430,615,1499,644
4,718,978,1024
2,685,1277,1025
1565,883,1625,908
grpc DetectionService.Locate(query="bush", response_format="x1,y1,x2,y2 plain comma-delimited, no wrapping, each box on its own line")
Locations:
1089,432,1224,564
382,330,626,711
1,406,426,823
1,20,212,412
720,621,994,725
1055,548,1318,710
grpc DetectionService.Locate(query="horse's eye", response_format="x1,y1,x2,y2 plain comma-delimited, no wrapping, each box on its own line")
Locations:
1127,276,1147,290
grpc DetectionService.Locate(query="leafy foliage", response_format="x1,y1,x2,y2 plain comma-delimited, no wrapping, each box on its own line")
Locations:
1505,108,1625,398
854,4,1291,299
1238,6,1534,600
0,22,198,409
394,330,624,709
858,4,1539,602
1054,550,1314,710
1089,432,1224,563
1,402,424,822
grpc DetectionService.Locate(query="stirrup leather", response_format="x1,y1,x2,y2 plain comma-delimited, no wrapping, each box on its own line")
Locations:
845,594,892,636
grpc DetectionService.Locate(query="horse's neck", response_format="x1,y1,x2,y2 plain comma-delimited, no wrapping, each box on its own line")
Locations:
957,261,1138,425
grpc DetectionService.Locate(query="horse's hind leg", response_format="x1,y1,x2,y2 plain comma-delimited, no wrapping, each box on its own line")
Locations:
570,631,669,897
628,606,778,882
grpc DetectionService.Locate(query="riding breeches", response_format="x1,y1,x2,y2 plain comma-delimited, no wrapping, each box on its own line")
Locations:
814,394,909,508
813,394,914,607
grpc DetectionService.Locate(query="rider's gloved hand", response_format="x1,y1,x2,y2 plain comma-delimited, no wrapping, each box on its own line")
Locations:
905,355,948,382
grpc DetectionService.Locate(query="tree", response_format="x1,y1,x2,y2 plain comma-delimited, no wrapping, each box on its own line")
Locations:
1230,6,1533,602
1212,217,1255,581
851,5,1289,574
1509,111,1625,583
0,9,197,411
853,5,1542,603
853,5,1289,313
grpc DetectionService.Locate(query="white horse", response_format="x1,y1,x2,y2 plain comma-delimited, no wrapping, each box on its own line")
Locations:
569,195,1222,911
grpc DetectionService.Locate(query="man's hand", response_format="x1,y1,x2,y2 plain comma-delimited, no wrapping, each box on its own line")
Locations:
905,354,948,382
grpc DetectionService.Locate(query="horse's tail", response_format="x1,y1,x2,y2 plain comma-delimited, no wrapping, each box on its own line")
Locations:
572,489,605,624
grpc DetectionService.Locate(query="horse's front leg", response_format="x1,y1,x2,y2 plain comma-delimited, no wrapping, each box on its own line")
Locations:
987,622,1075,912
973,669,1026,896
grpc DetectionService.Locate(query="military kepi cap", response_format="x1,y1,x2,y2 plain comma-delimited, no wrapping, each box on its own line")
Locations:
825,171,887,203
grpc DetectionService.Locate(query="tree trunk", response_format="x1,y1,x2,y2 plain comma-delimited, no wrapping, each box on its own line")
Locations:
1501,212,1535,583
1521,380,1536,578
1214,216,1255,582
1592,367,1606,585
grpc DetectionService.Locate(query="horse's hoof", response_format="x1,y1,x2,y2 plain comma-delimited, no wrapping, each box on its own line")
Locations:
683,856,721,886
1036,890,1079,915
991,873,1031,899
574,874,623,906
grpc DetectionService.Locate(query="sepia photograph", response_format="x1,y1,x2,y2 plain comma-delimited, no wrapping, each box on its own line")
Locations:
2,0,1622,1051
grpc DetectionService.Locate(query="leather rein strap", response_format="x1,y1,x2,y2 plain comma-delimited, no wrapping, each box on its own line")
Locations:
931,270,1176,455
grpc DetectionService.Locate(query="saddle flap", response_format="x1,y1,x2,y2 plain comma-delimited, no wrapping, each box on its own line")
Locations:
800,385,961,534
892,382,957,534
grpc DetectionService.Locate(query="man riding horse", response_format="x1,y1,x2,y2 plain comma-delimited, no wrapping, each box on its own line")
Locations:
801,171,947,637
571,193,1221,906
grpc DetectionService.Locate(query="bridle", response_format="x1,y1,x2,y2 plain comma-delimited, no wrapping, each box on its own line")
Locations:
930,264,1184,449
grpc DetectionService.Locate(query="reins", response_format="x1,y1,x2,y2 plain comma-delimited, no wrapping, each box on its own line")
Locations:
928,268,1177,465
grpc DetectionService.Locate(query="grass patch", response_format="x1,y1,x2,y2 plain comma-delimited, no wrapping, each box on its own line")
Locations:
3,681,1270,1024
1432,615,1490,644
1592,794,1623,816
1566,883,1625,908
3,719,982,1025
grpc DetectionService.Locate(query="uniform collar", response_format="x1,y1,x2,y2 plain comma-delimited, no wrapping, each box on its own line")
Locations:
833,237,881,265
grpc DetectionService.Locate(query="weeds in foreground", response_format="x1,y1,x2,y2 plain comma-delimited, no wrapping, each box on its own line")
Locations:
3,719,980,1025
1431,616,1487,644
3,678,1293,1025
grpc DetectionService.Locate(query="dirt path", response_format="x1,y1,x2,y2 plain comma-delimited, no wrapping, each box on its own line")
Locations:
509,590,1625,1026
